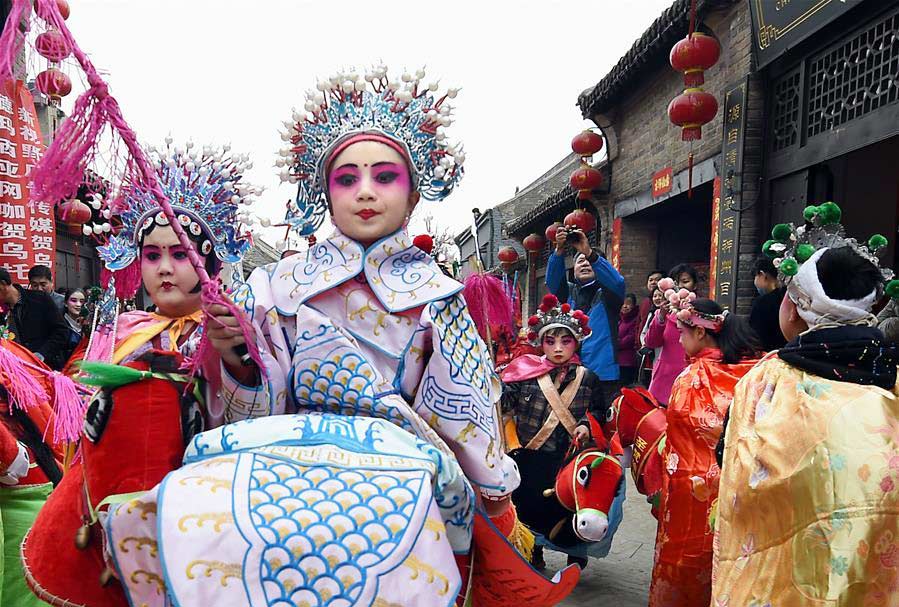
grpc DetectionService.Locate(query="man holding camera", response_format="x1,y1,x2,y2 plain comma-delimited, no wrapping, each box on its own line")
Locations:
546,225,625,395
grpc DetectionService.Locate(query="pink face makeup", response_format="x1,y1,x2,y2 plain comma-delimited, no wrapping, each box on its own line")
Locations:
141,244,190,265
140,224,203,317
542,333,578,363
328,161,410,197
326,140,418,245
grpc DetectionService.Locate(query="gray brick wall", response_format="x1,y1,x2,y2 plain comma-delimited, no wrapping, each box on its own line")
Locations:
586,1,760,309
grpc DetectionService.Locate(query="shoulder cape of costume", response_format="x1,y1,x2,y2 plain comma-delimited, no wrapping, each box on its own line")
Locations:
85,309,204,364
247,229,462,316
499,354,582,383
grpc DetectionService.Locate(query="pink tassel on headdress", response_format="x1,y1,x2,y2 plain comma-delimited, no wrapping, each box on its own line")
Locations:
0,347,47,412
19,0,269,379
463,274,515,342
100,262,141,300
49,371,87,445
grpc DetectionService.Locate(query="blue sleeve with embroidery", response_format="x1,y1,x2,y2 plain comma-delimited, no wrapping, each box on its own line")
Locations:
411,294,518,495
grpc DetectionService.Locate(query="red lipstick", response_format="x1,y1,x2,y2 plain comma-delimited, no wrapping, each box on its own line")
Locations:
356,209,379,220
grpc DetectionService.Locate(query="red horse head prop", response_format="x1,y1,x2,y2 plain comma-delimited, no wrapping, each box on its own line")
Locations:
551,414,623,543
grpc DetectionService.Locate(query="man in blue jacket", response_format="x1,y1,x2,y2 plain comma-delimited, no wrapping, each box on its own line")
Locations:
546,226,625,394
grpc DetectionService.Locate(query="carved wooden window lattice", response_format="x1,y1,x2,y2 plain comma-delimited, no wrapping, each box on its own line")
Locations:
771,69,802,152
807,6,899,138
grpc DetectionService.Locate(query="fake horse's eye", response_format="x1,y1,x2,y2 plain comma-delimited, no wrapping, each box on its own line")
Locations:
577,466,590,486
606,407,615,423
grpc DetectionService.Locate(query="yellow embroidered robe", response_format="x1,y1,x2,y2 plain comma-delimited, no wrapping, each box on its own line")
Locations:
713,355,899,606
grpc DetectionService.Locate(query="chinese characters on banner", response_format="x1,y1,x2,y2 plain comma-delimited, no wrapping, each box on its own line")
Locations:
0,80,51,285
713,79,748,311
708,177,721,298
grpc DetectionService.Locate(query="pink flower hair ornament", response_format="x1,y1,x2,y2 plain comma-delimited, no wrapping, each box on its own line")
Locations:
657,277,725,332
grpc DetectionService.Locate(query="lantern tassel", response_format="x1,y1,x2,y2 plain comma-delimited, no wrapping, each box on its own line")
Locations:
688,151,694,198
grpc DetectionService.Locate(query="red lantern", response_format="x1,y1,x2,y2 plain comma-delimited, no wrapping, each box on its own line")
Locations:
544,222,561,244
58,199,91,234
670,32,721,87
569,163,604,200
571,130,604,158
667,88,719,141
564,209,597,233
412,234,434,254
498,246,519,264
37,0,70,21
522,233,545,253
35,29,70,62
36,67,72,101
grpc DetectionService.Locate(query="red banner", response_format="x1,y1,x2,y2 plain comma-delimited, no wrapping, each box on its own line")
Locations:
0,80,51,285
708,177,721,298
610,217,622,269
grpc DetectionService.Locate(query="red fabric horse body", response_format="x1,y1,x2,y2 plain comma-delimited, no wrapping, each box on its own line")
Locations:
609,385,667,518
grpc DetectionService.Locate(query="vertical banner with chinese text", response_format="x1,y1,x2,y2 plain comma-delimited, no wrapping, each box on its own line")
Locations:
713,79,748,311
708,177,721,298
610,217,621,270
0,80,50,285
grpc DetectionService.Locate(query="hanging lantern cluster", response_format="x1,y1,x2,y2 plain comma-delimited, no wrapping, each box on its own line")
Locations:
568,130,604,201
666,2,721,197
667,31,720,142
34,0,73,104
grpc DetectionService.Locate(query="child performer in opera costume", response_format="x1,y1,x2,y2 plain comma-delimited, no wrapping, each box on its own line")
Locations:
92,66,571,607
501,293,624,569
21,143,274,607
647,281,761,607
713,202,899,605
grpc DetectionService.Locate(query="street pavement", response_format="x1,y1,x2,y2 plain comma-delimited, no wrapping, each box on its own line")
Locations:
549,474,657,606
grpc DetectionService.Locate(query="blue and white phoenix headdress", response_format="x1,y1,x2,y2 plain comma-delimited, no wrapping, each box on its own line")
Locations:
98,142,260,271
276,65,466,237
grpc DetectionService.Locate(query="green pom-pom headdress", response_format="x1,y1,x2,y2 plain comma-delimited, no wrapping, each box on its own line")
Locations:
763,201,896,296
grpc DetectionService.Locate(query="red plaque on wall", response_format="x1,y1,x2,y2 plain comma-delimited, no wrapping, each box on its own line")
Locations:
651,167,673,198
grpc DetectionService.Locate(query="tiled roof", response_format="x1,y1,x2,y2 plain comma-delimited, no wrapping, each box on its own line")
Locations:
242,239,279,277
506,184,577,237
577,0,738,118
454,153,582,245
